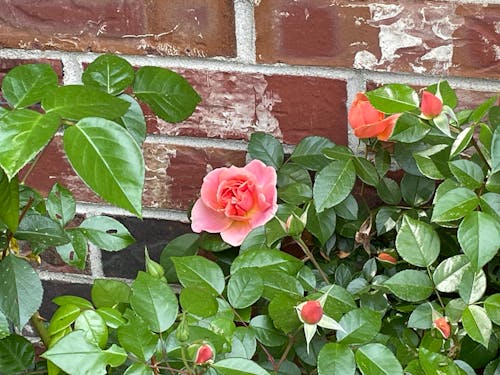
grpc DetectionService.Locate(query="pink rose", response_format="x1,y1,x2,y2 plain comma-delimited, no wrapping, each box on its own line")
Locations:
191,159,278,246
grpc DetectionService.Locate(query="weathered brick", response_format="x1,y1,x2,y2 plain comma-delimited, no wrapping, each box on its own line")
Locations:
255,0,500,79
20,137,246,211
0,0,235,58
101,217,191,278
144,68,348,145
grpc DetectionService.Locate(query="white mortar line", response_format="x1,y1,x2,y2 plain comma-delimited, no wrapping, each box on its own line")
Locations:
233,0,256,64
76,202,190,222
88,243,104,278
60,55,83,85
38,270,94,284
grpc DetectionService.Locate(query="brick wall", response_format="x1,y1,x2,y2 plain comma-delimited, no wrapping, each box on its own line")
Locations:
0,0,498,316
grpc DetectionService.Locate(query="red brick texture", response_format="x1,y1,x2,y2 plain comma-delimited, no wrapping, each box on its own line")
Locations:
255,0,500,79
0,0,236,58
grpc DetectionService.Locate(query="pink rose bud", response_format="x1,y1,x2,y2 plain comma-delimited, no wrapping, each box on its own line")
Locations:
195,344,214,364
421,91,443,119
433,317,451,339
348,92,400,141
377,252,397,264
191,160,278,246
300,300,324,324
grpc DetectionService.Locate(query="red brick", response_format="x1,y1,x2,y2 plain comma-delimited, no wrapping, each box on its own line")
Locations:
144,69,348,145
255,0,500,79
20,137,246,211
0,58,63,82
0,0,235,58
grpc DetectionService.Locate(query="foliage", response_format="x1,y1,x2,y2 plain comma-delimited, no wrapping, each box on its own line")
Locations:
0,58,499,375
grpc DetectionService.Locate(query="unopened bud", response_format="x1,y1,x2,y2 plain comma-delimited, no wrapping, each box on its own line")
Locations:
377,252,397,265
285,212,306,237
176,313,189,343
194,343,214,365
433,317,451,339
145,248,165,279
299,300,323,324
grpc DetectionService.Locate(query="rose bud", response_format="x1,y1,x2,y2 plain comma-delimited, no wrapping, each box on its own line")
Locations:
194,343,214,365
433,317,451,339
377,252,397,265
420,91,443,119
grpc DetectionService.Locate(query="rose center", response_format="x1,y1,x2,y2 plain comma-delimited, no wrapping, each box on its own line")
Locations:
301,300,323,324
218,179,255,219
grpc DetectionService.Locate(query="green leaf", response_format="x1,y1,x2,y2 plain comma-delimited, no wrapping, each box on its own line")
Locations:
231,248,303,276
458,211,500,270
462,305,492,348
492,126,500,173
484,359,500,375
400,174,435,207
79,216,134,251
48,304,81,335
179,286,218,317
390,113,430,143
1,63,58,108
159,233,199,282
408,302,439,329
64,118,144,216
249,315,287,347
395,215,440,267
486,171,500,193
92,279,131,308
0,109,60,179
353,156,379,186
52,295,94,310
318,343,355,375
96,307,126,329
419,347,461,375
470,96,498,124
290,136,335,171
377,177,401,205
82,54,134,95
228,327,257,360
213,358,270,375
375,147,391,176
445,298,467,323
414,144,451,180
228,269,264,309
426,81,457,108
47,183,76,226
268,293,301,334
133,66,200,123
432,255,470,293
450,126,474,158
365,84,419,113
258,269,304,299
334,194,359,220
394,142,425,176
484,294,500,325
277,163,311,187
74,310,108,348
449,160,484,190
0,311,10,340
313,159,356,212
130,272,178,332
306,204,336,246
355,343,404,375
384,270,434,302
458,267,486,304
322,285,357,321
278,183,312,205
431,187,478,222
117,94,147,145
15,212,69,252
0,334,34,373
117,310,158,362
43,85,130,120
323,145,354,161
124,363,155,375
337,308,381,345
42,331,127,375
0,170,19,232
376,206,401,235
0,256,42,329
479,193,500,221
172,255,225,295
56,228,88,269
248,132,284,170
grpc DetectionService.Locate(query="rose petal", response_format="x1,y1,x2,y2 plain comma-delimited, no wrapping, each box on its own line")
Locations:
200,168,225,211
220,221,254,246
348,93,384,129
191,199,232,233
377,114,400,141
244,159,277,187
353,118,391,139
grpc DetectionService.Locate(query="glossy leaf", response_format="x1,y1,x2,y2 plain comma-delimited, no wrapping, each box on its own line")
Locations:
376,206,400,235
179,286,218,317
277,163,312,187
486,171,500,193
426,81,457,108
353,156,379,186
0,109,60,179
159,233,199,282
0,170,19,232
82,54,134,95
133,66,200,123
450,126,474,158
0,312,9,340
2,63,58,108
384,270,434,302
117,94,147,145
432,255,469,293
117,310,158,362
390,113,430,143
337,308,381,345
228,269,264,309
79,216,134,251
376,177,401,205
314,159,356,212
258,269,304,299
492,126,500,173
172,255,225,295
231,248,303,276
130,272,178,332
290,136,335,171
365,83,419,113
48,304,81,335
74,310,108,348
396,215,440,267
44,85,129,120
64,118,144,216
47,183,76,226
228,327,257,359
458,267,486,304
268,293,302,334
96,307,126,329
458,211,500,270
479,193,500,221
15,212,69,251
124,363,154,375
42,330,127,375
462,305,492,348
431,187,478,222
278,183,312,205
484,294,500,326
470,96,497,124
408,302,438,330
52,295,93,310
355,343,403,375
0,256,42,329
323,145,354,161
248,132,284,170
56,228,88,269
317,343,355,375
419,347,461,375
334,194,359,220
213,358,270,375
449,160,484,190
249,315,287,347
306,204,336,246
414,144,451,180
91,279,131,308
0,334,35,373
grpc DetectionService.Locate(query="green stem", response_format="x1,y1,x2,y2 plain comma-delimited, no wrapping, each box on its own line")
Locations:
426,267,445,310
471,137,491,170
30,312,50,348
295,237,329,284
275,335,295,372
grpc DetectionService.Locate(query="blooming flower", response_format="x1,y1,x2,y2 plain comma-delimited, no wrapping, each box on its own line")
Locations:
191,159,278,246
296,287,344,354
420,91,443,119
433,317,451,339
194,343,214,364
348,92,400,141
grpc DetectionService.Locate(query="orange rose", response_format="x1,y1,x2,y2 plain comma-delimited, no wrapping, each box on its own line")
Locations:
420,91,443,119
348,93,400,141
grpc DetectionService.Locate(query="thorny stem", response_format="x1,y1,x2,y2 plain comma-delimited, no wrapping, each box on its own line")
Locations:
295,237,330,284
